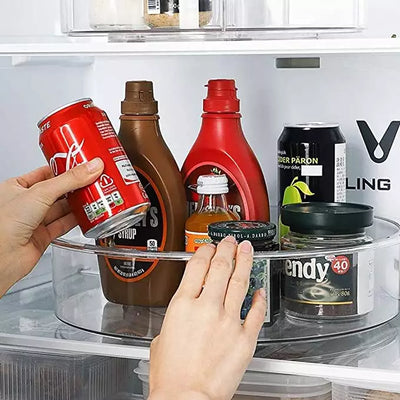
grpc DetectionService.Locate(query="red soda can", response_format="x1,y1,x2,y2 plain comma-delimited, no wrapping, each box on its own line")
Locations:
38,98,150,239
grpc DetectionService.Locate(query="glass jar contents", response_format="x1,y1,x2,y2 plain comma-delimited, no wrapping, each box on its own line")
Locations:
208,221,279,326
90,0,145,29
281,202,374,321
144,0,212,28
185,174,239,252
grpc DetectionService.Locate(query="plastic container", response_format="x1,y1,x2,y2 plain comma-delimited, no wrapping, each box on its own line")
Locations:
89,0,145,29
333,382,400,399
7,251,52,294
134,360,332,399
60,0,364,40
0,347,131,400
51,214,400,343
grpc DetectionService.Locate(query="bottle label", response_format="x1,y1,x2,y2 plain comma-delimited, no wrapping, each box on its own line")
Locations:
100,168,167,282
185,230,212,252
278,141,346,205
184,164,247,219
283,250,374,317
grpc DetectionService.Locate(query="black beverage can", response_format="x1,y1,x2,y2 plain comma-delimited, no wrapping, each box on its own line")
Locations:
278,123,346,236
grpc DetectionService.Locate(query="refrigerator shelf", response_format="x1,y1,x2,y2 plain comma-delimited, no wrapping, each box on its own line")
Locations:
3,38,400,57
2,282,400,388
51,216,400,344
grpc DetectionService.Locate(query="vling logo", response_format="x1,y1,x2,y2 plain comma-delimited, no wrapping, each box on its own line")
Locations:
357,121,400,163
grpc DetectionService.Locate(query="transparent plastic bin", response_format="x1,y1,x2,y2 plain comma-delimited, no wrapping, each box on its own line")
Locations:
7,251,52,294
61,0,223,35
332,383,400,399
0,347,132,400
51,216,400,343
61,0,364,40
135,360,332,399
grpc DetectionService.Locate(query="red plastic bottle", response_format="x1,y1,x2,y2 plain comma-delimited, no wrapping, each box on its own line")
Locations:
182,79,270,221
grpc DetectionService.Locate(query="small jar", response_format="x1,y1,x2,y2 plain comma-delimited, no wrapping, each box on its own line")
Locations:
208,221,280,326
281,202,374,321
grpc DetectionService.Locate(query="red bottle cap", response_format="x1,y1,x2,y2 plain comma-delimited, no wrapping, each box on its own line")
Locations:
203,79,240,113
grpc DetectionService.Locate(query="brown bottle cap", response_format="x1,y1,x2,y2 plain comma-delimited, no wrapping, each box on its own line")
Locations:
121,81,158,115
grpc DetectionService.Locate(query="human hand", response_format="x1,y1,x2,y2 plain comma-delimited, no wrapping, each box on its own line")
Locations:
149,237,266,400
0,158,104,297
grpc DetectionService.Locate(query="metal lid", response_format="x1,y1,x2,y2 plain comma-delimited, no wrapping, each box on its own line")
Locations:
208,221,276,242
281,202,374,235
37,98,92,128
284,122,339,129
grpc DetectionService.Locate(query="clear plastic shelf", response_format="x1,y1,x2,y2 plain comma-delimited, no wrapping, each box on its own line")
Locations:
52,216,400,343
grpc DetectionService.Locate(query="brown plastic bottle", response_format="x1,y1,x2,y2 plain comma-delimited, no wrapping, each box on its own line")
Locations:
98,81,187,307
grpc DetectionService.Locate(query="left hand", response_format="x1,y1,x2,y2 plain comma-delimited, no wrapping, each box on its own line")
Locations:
0,158,104,297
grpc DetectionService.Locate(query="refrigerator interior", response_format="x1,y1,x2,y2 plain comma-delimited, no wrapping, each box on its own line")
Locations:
2,0,400,398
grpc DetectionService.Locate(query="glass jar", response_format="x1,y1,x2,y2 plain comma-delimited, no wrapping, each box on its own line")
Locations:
208,221,280,326
185,174,239,252
281,202,374,321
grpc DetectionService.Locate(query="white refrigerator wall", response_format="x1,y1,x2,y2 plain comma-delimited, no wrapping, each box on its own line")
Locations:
1,53,400,221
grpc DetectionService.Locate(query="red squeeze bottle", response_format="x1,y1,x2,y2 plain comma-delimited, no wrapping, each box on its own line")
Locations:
182,79,270,221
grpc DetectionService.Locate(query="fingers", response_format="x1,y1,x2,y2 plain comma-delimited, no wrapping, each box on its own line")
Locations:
224,241,253,317
200,236,237,304
174,244,216,298
243,289,267,342
30,158,104,206
43,198,71,226
45,212,78,242
16,166,53,188
8,158,104,234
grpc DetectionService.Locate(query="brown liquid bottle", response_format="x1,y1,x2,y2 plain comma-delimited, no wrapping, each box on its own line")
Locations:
98,81,187,307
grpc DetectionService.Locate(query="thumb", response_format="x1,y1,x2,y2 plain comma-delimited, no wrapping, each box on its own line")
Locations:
32,157,104,205
8,158,104,233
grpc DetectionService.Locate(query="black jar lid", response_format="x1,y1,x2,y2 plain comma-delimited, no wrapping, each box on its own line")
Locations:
281,202,374,235
208,221,276,242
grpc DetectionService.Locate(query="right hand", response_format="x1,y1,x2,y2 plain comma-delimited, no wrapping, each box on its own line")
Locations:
149,237,266,400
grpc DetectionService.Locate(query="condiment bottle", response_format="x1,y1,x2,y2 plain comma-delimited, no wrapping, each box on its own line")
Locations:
185,174,239,252
98,81,187,307
281,202,374,320
181,79,270,221
208,221,280,326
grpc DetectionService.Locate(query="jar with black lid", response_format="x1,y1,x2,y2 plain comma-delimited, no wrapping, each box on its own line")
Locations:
281,202,374,321
208,221,280,326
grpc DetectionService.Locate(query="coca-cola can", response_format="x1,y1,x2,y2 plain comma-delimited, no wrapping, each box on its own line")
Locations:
38,98,150,239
